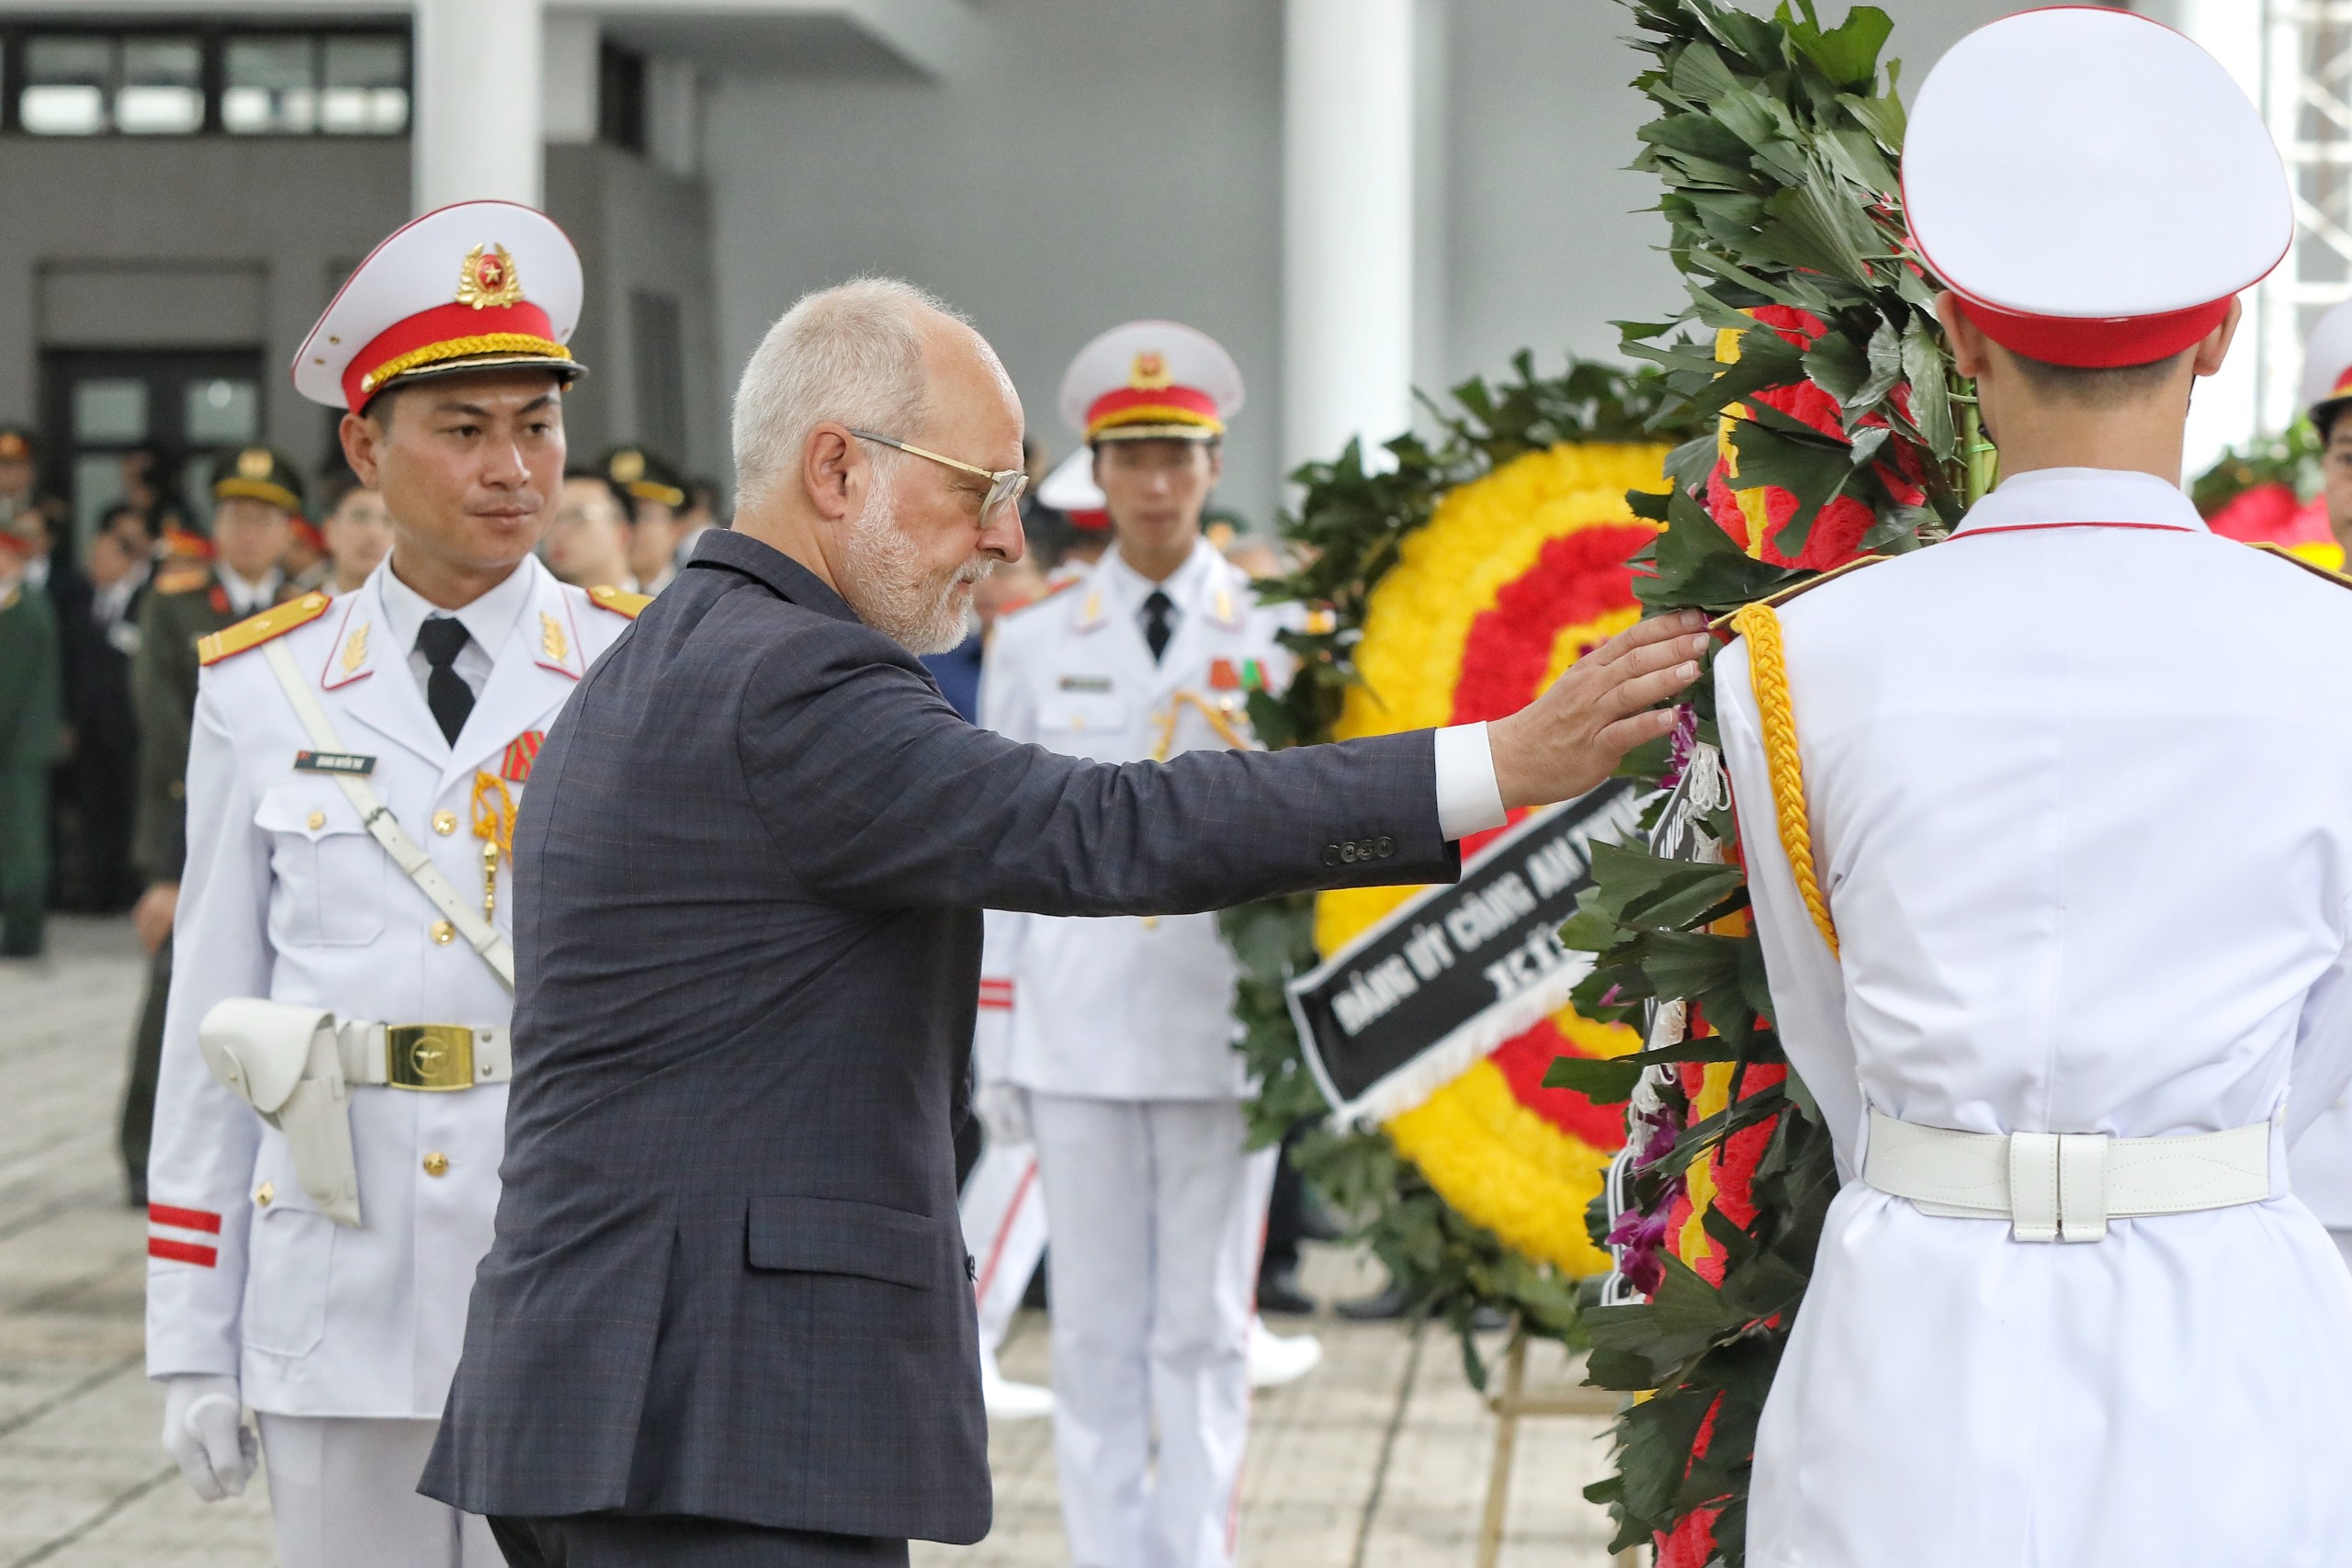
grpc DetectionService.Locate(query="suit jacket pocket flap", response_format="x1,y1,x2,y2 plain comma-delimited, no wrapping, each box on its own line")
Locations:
746,1193,943,1290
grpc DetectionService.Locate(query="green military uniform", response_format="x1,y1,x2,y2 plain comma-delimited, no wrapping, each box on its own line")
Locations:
120,447,305,1197
0,551,63,957
0,425,68,542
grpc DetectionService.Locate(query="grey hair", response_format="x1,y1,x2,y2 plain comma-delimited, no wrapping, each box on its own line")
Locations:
729,276,967,513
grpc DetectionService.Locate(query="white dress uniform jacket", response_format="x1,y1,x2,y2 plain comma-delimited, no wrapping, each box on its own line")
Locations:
145,554,633,1418
1719,468,2352,1568
978,538,1295,1100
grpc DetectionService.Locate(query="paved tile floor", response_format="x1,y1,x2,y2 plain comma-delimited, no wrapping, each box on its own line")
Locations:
0,917,1625,1567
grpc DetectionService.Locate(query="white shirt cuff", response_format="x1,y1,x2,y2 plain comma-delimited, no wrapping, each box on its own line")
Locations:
1432,722,1508,840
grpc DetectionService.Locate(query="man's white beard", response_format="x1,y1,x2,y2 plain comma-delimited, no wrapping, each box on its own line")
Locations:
837,481,990,655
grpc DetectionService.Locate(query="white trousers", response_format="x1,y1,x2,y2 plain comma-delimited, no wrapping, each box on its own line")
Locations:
961,1136,1050,1359
256,1414,500,1568
1028,1093,1276,1568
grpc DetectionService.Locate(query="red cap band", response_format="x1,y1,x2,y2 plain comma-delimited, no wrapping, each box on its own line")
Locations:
1952,290,2233,369
345,299,566,410
163,527,215,561
1085,384,1223,440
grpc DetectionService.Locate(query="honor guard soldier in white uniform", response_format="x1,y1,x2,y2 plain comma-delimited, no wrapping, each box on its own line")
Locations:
1718,14,2352,1567
142,202,644,1568
979,321,1291,1568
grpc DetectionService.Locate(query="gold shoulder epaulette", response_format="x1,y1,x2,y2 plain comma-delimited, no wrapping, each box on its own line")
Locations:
197,592,332,666
1710,554,1886,635
587,584,652,619
2247,540,2352,590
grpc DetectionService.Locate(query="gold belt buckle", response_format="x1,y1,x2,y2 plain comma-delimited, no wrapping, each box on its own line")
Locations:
385,1024,476,1091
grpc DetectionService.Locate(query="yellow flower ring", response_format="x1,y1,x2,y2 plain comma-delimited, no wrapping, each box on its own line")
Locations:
1315,442,1671,1273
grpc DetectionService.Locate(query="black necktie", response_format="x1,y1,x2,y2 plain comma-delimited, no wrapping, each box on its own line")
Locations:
416,617,474,744
1141,590,1175,664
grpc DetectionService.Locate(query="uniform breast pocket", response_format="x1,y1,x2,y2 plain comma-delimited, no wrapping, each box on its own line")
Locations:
254,780,386,947
1037,694,1128,756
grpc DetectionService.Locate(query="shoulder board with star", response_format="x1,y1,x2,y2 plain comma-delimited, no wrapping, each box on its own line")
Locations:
586,584,653,620
2246,540,2352,591
1709,555,1887,635
196,591,333,666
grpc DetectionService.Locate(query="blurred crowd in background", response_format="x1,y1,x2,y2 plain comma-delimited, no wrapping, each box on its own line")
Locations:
0,420,1281,960
0,428,731,960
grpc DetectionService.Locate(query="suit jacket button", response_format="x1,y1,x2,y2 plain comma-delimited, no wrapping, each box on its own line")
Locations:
434,810,458,836
423,1151,450,1178
1376,836,1395,858
1340,842,1357,863
430,919,456,944
254,1182,273,1207
1323,845,1340,866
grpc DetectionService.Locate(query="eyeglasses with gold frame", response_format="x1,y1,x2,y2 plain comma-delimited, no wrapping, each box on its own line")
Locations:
847,429,1028,525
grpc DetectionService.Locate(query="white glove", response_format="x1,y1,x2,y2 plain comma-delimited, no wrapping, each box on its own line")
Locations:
161,1374,256,1502
975,1081,1031,1146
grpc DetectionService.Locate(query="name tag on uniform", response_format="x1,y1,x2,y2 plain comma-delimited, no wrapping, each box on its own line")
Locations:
1059,675,1114,694
293,750,376,776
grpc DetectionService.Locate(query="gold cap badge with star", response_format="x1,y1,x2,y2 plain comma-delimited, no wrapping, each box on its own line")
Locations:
457,243,526,310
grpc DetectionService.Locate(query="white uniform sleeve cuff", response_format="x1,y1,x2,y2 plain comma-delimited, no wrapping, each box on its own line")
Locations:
1432,722,1508,840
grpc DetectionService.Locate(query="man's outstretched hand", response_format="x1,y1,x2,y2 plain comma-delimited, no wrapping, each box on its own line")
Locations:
1487,611,1711,810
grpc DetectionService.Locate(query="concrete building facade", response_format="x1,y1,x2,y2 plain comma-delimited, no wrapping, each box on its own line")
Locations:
1,0,2020,554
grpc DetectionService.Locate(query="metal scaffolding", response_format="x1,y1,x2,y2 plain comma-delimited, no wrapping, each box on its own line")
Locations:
2261,0,2352,431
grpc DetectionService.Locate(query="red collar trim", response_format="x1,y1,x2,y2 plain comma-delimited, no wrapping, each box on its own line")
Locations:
1957,520,2199,539
345,299,560,410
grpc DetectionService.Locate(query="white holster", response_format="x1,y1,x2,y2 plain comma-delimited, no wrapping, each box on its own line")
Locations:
199,998,362,1228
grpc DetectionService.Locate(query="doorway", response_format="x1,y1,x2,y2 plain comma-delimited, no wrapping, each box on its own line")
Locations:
39,346,267,565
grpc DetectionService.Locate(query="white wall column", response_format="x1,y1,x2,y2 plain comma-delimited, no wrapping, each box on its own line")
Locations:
542,12,600,147
413,0,546,212
1283,0,1415,472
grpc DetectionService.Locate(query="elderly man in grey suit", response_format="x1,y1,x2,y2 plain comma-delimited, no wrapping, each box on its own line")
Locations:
421,278,1709,1566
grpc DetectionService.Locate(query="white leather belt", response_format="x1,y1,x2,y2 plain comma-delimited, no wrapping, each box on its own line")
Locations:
1862,1109,2273,1243
334,1021,512,1092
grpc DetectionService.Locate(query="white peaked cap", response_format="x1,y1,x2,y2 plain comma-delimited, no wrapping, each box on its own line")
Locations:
2301,298,2352,417
1905,7,2290,368
294,201,585,410
1037,446,1107,513
1058,320,1245,442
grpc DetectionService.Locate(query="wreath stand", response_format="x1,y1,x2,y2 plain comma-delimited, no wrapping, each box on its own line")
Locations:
1475,1325,1643,1568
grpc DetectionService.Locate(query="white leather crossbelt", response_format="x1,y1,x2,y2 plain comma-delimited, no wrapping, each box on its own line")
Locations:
335,1021,512,1091
1862,1108,2274,1243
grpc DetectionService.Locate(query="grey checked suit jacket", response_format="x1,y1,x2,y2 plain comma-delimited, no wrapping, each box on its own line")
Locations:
421,529,1459,1541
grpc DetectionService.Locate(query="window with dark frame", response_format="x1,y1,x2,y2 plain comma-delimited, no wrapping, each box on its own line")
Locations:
598,39,646,153
0,22,410,138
